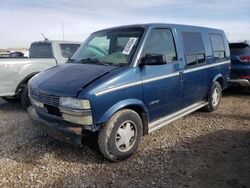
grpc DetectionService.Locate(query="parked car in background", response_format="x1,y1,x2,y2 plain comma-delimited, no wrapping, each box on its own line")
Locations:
9,51,25,58
0,40,81,107
229,41,250,90
28,24,230,161
0,52,10,58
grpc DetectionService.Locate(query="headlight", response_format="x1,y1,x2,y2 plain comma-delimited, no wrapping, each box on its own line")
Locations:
59,97,91,109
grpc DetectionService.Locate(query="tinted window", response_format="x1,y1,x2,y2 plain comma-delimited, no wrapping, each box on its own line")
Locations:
210,33,226,61
210,34,225,51
182,32,205,67
142,28,177,63
182,33,204,54
60,44,80,58
29,43,53,58
229,43,250,56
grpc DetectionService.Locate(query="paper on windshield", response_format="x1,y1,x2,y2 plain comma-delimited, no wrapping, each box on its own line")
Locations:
122,37,138,55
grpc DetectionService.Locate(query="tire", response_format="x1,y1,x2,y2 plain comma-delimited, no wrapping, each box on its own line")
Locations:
98,109,143,161
2,96,19,103
203,81,222,112
20,85,31,109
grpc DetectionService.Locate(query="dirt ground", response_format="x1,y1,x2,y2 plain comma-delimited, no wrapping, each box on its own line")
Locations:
0,88,249,188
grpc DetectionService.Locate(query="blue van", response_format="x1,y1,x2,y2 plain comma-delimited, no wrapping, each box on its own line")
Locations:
28,24,230,161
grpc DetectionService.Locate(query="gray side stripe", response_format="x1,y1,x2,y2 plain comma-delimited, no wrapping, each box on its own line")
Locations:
95,81,142,96
95,60,230,96
184,60,230,73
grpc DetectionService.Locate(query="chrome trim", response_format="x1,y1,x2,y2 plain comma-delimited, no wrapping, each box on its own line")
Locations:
230,79,250,87
184,60,230,74
95,72,179,96
95,80,142,96
59,107,92,116
148,101,208,133
95,60,230,96
142,72,179,84
30,97,44,108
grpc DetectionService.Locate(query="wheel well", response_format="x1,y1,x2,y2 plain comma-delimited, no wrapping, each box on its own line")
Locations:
15,72,39,94
123,105,148,135
215,77,224,89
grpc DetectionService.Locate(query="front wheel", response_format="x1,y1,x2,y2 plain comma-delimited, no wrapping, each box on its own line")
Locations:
98,109,143,161
20,85,31,109
203,81,222,112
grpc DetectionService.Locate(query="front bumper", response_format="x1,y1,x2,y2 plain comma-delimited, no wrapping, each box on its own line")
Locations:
28,106,83,146
230,79,250,87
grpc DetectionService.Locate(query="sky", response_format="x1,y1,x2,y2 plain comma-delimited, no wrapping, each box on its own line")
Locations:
0,0,249,48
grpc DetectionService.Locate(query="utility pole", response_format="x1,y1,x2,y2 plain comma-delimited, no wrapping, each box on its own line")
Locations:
62,21,65,41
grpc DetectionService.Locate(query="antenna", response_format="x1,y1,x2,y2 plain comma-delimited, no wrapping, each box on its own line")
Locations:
62,21,65,41
41,33,49,41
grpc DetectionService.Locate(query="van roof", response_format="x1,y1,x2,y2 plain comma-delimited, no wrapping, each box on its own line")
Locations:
93,23,224,34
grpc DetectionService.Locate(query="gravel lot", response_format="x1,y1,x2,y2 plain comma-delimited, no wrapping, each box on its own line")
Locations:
0,88,249,188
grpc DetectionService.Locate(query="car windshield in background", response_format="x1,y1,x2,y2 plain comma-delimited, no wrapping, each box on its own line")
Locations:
29,43,53,58
229,43,250,56
71,27,144,66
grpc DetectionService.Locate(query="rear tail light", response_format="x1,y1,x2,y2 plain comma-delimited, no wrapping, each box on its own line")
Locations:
239,56,250,63
240,75,250,79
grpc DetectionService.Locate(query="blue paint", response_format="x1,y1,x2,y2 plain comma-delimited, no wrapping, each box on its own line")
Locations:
229,41,250,80
29,23,230,135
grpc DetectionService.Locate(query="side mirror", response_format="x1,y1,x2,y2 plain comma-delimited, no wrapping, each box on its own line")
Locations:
140,54,167,66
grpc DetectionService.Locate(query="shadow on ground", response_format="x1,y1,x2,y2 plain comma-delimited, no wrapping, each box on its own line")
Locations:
0,99,24,111
223,87,250,97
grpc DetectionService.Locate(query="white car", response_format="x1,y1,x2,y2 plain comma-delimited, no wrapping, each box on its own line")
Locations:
0,40,81,107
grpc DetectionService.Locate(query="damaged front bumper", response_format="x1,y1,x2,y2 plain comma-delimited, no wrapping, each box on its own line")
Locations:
28,106,83,146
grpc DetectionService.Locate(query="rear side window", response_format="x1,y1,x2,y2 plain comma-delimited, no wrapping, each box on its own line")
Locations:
229,43,250,56
29,43,53,58
210,34,225,61
60,44,81,58
142,28,177,63
182,32,205,67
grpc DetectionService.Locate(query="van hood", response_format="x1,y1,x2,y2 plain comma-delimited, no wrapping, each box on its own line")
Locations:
31,63,117,97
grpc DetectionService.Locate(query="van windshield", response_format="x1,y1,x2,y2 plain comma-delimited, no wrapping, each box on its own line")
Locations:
71,27,144,66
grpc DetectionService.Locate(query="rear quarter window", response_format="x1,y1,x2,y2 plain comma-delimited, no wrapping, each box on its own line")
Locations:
210,33,226,62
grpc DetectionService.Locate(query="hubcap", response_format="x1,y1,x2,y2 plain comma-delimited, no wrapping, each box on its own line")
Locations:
212,88,220,106
115,121,137,152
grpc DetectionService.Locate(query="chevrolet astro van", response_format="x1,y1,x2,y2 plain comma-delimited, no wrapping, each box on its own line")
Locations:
28,24,230,161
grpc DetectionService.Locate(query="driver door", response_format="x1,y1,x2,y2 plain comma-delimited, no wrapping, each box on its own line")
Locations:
140,28,183,123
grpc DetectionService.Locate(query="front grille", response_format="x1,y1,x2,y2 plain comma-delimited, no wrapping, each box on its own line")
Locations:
30,88,60,107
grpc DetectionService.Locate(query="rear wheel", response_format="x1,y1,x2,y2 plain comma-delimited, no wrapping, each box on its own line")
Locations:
203,81,222,112
98,109,143,161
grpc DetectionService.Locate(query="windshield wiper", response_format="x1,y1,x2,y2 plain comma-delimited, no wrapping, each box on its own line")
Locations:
80,58,111,66
67,57,77,63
